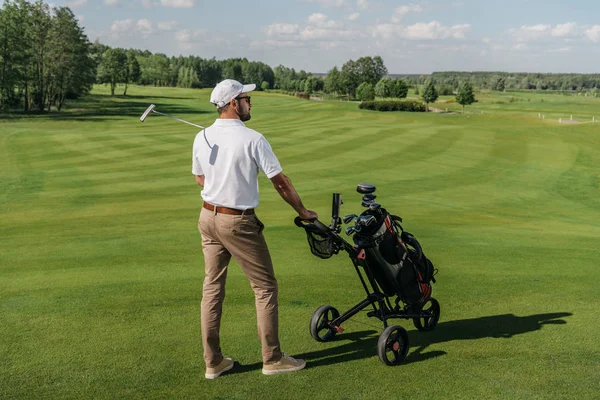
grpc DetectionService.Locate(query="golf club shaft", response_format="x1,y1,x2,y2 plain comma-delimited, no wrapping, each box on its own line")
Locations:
152,110,205,129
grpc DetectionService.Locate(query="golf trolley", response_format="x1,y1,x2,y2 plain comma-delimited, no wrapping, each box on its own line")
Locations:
295,183,440,366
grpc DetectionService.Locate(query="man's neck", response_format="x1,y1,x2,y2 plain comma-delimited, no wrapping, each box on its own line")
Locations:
219,111,240,120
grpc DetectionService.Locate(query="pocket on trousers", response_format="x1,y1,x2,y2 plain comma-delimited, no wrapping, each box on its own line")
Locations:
235,215,263,235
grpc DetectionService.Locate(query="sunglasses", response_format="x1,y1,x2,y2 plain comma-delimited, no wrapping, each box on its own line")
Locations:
235,96,251,103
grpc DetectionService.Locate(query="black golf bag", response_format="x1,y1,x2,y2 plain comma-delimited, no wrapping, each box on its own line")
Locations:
353,210,436,305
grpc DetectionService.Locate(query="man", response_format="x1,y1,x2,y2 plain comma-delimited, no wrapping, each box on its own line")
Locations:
192,79,318,379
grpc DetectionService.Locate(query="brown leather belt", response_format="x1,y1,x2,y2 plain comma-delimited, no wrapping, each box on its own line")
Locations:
203,202,254,215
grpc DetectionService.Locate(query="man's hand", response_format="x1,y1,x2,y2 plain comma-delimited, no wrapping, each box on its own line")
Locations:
298,209,318,221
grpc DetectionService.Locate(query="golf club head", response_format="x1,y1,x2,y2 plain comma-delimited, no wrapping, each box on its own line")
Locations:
357,183,376,194
361,200,374,208
362,193,376,202
369,202,381,211
363,215,376,226
345,226,357,236
140,104,156,122
343,214,357,224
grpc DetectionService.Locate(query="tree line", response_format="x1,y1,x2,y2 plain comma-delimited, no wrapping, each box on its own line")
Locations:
2,0,599,114
428,72,600,93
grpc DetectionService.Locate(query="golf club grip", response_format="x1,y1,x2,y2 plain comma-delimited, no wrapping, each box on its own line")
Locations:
332,193,341,219
294,217,329,233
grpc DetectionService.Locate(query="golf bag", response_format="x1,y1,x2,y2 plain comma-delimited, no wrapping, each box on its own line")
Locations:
353,210,436,305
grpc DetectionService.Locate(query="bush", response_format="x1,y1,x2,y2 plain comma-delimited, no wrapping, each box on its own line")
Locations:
296,92,310,100
359,100,426,112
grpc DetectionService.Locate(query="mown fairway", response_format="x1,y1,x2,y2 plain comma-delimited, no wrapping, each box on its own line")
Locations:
2,86,599,399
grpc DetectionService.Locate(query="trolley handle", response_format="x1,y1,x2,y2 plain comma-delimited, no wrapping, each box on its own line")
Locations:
294,217,330,234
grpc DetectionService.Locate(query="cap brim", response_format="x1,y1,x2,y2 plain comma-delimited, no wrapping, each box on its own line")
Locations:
242,84,256,93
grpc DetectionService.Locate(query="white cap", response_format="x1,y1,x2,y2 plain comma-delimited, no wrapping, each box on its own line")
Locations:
210,79,256,108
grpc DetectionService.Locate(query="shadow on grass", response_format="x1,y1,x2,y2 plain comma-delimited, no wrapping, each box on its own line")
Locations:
407,312,573,363
0,93,210,123
230,312,572,374
232,330,379,374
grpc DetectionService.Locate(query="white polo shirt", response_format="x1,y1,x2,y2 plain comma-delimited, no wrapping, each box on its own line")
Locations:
192,119,282,210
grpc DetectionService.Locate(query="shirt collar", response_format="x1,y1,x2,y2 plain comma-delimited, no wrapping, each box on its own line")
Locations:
213,118,246,127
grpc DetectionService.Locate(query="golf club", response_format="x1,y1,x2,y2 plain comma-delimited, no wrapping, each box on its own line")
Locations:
140,104,205,129
343,214,358,224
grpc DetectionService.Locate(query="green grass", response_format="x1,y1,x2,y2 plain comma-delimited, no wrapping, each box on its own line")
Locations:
2,85,600,399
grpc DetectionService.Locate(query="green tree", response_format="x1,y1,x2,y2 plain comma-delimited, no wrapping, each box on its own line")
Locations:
304,75,319,94
491,75,505,91
340,59,360,98
123,51,140,95
356,82,374,101
422,79,438,111
261,81,270,91
374,77,392,98
390,79,408,99
355,56,387,86
45,6,95,110
456,81,475,114
97,48,127,95
0,0,30,109
324,66,342,95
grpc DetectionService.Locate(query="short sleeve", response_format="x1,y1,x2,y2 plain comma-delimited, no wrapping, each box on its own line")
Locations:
254,136,282,179
192,143,203,176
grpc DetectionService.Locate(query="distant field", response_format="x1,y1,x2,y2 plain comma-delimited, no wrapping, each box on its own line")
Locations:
1,85,599,399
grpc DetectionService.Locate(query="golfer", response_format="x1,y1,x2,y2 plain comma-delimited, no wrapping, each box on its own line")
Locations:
193,79,318,379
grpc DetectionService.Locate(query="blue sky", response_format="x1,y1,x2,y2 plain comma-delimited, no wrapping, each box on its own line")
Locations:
58,0,600,74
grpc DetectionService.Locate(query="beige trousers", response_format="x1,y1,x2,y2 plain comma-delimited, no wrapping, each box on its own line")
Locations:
198,208,282,367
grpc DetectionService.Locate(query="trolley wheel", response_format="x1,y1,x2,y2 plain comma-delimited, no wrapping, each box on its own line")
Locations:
413,297,440,331
377,325,409,366
309,305,340,342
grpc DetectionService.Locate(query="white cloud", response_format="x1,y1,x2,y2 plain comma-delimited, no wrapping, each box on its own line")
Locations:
158,21,178,31
104,0,118,5
300,26,357,40
307,13,341,29
109,18,155,38
547,47,571,53
347,12,360,21
249,40,304,50
300,0,345,8
160,0,195,7
141,0,194,7
512,43,528,51
406,21,470,40
174,28,211,49
136,19,153,36
76,14,85,22
509,24,555,42
175,29,192,42
585,25,600,42
264,23,300,37
357,0,368,10
482,37,492,44
66,0,87,7
391,4,422,23
370,21,470,40
551,22,577,37
110,18,134,34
